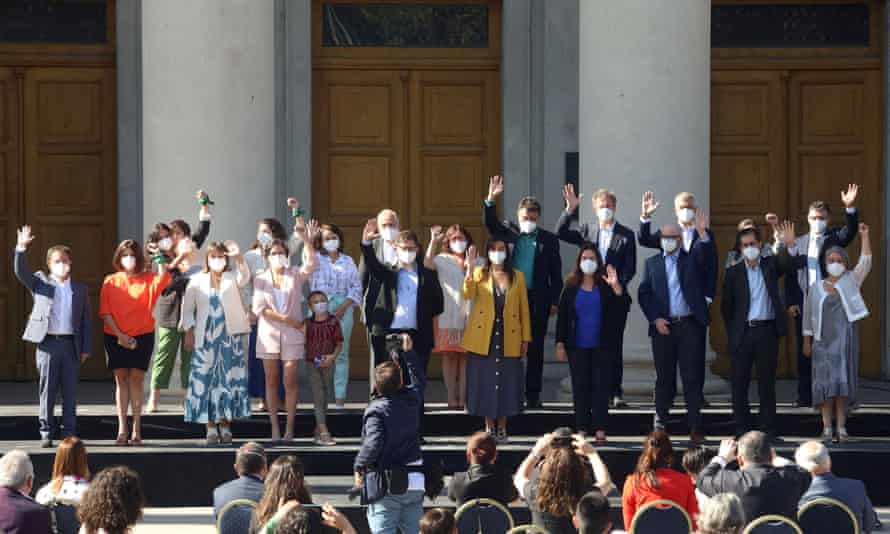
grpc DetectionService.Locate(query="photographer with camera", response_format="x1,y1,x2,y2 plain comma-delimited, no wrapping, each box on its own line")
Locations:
513,427,613,534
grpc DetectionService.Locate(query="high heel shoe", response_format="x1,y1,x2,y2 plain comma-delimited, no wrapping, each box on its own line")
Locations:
837,427,849,443
821,427,834,443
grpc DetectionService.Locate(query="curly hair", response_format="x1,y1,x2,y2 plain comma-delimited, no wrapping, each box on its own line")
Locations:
535,446,593,518
254,456,313,527
78,466,144,534
275,506,320,534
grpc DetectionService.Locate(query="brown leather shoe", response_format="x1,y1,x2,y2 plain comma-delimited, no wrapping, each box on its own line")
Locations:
690,432,706,445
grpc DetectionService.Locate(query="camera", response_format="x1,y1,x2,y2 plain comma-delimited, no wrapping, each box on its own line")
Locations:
551,427,575,449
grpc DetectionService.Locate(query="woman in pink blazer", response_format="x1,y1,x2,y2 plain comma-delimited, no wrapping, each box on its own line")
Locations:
252,224,319,441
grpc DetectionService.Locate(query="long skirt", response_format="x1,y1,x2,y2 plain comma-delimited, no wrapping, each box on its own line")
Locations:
465,352,524,419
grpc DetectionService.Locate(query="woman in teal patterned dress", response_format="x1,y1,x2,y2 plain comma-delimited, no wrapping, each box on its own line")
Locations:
181,241,252,445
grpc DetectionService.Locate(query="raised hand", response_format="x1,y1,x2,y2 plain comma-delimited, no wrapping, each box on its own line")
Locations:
362,218,379,242
718,439,738,461
16,225,35,249
430,225,444,244
694,208,710,236
304,219,320,244
641,191,659,218
293,216,306,238
604,265,620,291
487,175,504,201
780,220,796,249
287,197,300,210
859,222,869,235
465,245,478,274
563,184,581,213
841,183,859,208
223,240,241,257
765,212,779,227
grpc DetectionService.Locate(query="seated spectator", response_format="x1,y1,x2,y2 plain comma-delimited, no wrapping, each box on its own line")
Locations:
622,430,699,531
420,508,456,534
258,501,357,534
514,427,613,534
698,493,746,534
212,441,267,517
35,437,90,506
682,445,714,511
252,456,313,534
697,432,810,521
448,431,518,505
78,465,145,534
0,449,51,534
573,490,613,534
796,440,878,533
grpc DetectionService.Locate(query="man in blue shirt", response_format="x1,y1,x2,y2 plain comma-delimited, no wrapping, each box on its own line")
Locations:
212,442,267,518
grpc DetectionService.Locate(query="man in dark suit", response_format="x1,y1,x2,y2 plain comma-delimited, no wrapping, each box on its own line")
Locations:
786,185,860,407
796,441,878,533
359,209,403,370
0,450,51,534
212,441,267,518
698,433,812,522
483,175,562,409
13,225,92,448
638,218,712,442
721,224,794,441
556,184,636,408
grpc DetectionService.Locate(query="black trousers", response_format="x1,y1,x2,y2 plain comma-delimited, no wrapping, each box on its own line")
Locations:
568,347,614,433
525,290,551,402
793,313,812,405
652,319,706,432
730,323,779,436
611,309,629,398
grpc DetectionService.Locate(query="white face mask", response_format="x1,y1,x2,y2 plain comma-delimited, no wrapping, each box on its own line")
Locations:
397,249,416,265
580,259,598,274
488,250,507,265
661,238,679,254
596,208,614,223
381,227,400,242
158,237,173,251
809,219,827,234
312,302,329,314
742,246,761,262
826,262,846,278
322,239,340,252
50,262,70,279
269,254,288,269
449,240,468,254
677,208,695,224
208,257,228,273
518,220,537,234
257,232,273,248
121,256,136,271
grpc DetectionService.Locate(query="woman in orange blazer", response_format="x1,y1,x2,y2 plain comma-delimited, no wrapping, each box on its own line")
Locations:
462,238,532,442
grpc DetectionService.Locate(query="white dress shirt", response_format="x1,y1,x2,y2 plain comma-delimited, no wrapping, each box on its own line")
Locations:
48,277,73,335
806,232,824,286
681,225,696,252
745,260,775,321
390,268,419,330
381,240,399,267
597,223,615,263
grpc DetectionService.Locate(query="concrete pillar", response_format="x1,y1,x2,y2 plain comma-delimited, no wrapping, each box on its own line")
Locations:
142,0,275,250
578,1,728,397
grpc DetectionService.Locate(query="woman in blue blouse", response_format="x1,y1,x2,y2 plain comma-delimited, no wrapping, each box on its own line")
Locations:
555,243,630,442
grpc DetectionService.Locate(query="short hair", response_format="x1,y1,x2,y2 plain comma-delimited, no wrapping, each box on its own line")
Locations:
235,442,266,477
808,200,831,215
112,240,146,273
276,506,320,534
682,446,714,477
698,493,746,534
517,196,542,214
377,209,399,226
795,441,831,473
307,290,328,303
735,227,762,254
420,508,455,534
738,431,772,465
203,242,232,273
263,239,291,259
0,450,34,489
466,431,497,465
592,189,617,206
46,245,72,263
313,223,345,253
396,230,419,248
374,360,402,396
169,219,192,238
575,490,611,534
674,191,696,207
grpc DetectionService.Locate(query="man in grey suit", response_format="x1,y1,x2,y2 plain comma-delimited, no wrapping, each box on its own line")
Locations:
796,440,878,533
212,441,267,518
13,225,92,448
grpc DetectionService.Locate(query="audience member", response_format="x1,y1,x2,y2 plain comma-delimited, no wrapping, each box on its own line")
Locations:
682,445,714,510
420,508,456,534
796,440,878,533
698,493,746,534
212,441,267,517
0,450,51,534
77,465,145,534
252,455,313,534
621,430,698,531
697,432,810,521
573,489,613,534
448,431,518,505
258,501,357,534
35,437,90,506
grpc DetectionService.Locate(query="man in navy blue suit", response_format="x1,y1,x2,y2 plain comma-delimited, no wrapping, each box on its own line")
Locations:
638,214,713,443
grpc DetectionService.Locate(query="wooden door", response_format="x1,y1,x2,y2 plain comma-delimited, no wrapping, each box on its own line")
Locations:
23,68,117,379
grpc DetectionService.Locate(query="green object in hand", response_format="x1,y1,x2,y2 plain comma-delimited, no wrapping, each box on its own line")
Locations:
199,194,215,206
292,207,306,218
152,253,168,264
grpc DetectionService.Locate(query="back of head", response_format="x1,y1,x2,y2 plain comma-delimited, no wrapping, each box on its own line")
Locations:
78,466,144,534
575,490,611,534
794,441,831,474
698,493,746,534
466,431,497,466
256,456,312,526
634,430,674,488
276,506,321,534
738,431,772,466
420,508,455,534
235,441,267,477
537,432,591,518
0,449,33,490
374,360,402,396
51,437,90,491
682,446,714,478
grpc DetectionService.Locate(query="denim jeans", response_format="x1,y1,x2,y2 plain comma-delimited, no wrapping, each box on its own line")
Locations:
366,489,424,534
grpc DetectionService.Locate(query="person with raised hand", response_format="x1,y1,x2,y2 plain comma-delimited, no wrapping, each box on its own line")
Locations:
13,226,92,448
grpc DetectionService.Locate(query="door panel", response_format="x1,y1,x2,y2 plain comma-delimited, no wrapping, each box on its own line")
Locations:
0,67,23,379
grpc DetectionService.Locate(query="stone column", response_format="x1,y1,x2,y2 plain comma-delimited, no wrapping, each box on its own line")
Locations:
578,0,728,398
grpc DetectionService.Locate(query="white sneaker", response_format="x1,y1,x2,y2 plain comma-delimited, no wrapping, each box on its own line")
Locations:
206,427,220,446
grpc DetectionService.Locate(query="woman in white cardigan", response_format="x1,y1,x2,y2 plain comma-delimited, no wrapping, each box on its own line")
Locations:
803,222,872,443
181,240,251,445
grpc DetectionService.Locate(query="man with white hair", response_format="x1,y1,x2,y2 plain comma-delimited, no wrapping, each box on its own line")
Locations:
797,440,878,533
359,208,402,369
0,450,51,534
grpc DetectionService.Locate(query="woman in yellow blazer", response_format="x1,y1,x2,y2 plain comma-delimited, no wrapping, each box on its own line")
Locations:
462,238,532,442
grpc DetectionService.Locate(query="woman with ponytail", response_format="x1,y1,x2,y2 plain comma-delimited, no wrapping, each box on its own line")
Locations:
448,431,517,505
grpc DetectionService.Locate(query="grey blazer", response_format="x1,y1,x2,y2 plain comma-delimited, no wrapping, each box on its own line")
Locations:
799,472,877,533
13,249,92,356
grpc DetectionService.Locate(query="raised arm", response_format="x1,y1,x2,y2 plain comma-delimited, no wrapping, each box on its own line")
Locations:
837,183,860,247
637,191,662,249
483,175,513,240
192,190,213,248
462,247,481,301
297,219,320,278
514,434,552,496
555,184,588,246
13,226,39,291
360,219,388,280
852,222,872,286
424,226,443,270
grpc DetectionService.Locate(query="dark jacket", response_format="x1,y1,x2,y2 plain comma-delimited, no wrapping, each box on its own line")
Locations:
358,237,389,326
154,219,210,328
638,240,714,336
800,472,878,534
697,460,812,521
14,249,92,356
556,281,631,350
0,487,52,534
721,251,792,354
212,474,265,518
359,242,444,356
555,211,637,291
448,464,518,506
483,201,563,309
639,220,718,299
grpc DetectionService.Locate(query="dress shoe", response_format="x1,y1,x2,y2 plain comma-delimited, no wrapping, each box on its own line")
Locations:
525,398,543,410
794,399,812,408
689,432,706,445
40,438,53,448
611,396,627,408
